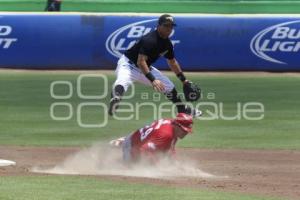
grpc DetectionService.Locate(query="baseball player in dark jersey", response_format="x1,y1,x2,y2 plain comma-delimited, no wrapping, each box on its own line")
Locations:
109,14,201,117
45,0,62,11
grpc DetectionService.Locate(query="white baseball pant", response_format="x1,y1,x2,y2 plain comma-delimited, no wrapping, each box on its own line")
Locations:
113,55,175,94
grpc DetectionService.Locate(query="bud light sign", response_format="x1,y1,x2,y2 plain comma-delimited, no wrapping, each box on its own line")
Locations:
0,13,300,71
250,20,300,65
104,15,300,71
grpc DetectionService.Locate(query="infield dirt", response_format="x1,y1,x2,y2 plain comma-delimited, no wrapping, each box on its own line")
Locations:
0,145,299,200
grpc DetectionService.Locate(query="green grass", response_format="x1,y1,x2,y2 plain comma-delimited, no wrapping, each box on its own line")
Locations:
0,70,299,149
0,176,282,200
1,0,300,13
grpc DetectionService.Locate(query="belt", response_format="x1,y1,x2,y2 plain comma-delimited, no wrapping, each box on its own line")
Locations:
128,60,153,71
128,60,135,65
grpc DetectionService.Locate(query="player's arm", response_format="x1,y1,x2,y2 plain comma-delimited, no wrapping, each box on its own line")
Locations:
165,40,189,84
168,57,201,102
167,58,188,84
137,54,151,74
137,54,165,92
169,141,177,160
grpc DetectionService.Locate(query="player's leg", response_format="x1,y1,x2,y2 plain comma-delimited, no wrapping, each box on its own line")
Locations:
150,67,186,112
122,135,133,164
109,55,134,116
45,0,54,11
139,67,202,117
54,0,62,11
136,67,184,110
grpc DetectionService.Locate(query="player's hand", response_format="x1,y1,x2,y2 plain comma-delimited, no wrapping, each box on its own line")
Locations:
183,80,190,85
152,80,165,92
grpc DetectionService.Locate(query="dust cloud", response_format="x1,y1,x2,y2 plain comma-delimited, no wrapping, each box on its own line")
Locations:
32,142,218,179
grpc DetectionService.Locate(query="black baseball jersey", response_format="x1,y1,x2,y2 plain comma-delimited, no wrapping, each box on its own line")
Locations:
124,30,175,67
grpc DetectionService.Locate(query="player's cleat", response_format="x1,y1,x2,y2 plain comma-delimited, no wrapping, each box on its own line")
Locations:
191,108,202,118
108,97,121,116
184,106,202,118
109,137,125,148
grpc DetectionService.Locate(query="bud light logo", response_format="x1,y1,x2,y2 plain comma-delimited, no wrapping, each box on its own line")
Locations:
250,20,300,64
105,19,180,58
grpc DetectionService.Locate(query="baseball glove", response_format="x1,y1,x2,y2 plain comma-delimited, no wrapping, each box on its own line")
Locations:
183,81,201,102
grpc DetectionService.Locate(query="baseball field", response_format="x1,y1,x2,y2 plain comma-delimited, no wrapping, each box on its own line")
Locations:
0,70,299,200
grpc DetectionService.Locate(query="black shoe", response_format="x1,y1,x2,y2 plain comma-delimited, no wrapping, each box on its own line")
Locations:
108,97,121,116
184,106,202,118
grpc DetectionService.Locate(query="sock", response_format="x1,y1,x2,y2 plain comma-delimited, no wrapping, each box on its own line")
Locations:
165,88,186,113
111,84,125,99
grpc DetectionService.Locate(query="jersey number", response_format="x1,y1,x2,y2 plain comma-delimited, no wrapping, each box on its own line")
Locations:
139,119,169,141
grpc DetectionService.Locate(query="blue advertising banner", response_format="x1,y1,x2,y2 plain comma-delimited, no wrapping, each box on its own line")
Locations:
0,13,300,71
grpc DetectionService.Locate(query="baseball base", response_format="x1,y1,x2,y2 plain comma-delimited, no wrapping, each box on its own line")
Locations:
0,159,16,167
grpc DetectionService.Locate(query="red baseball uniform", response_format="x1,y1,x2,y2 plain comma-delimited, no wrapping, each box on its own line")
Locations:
128,119,177,163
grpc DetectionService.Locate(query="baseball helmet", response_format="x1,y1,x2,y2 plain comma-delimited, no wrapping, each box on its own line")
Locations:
174,113,193,133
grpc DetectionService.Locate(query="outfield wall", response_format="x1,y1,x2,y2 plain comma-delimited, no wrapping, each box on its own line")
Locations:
0,13,300,71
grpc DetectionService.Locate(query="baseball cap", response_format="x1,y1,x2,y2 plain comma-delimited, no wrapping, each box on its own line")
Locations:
174,113,193,133
158,14,177,26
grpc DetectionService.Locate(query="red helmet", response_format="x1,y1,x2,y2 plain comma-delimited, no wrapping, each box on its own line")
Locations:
174,113,193,133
